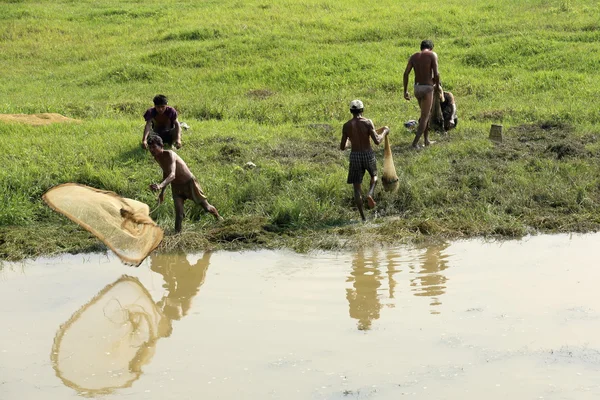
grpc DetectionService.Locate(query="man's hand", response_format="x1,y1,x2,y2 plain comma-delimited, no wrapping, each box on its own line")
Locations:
403,91,410,101
150,183,161,192
141,141,148,149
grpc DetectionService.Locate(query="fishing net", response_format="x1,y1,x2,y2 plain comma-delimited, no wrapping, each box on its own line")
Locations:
381,134,399,185
51,275,171,395
42,183,164,266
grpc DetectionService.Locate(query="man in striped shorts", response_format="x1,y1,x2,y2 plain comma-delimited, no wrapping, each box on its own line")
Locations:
340,99,390,221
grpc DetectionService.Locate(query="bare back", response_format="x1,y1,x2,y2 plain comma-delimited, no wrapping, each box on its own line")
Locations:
341,116,379,152
157,150,194,184
406,50,439,85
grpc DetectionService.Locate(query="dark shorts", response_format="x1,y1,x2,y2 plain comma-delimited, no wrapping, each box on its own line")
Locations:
347,150,377,184
171,178,207,204
153,127,177,146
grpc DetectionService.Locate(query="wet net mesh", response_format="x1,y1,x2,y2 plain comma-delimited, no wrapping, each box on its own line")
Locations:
378,126,398,184
382,134,399,184
51,275,171,395
42,183,164,266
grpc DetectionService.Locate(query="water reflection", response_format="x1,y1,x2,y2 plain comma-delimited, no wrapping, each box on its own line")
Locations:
151,252,212,322
346,248,397,331
50,252,212,396
346,244,451,329
409,243,450,314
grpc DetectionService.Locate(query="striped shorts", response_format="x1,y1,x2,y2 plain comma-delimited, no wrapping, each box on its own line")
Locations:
347,150,377,184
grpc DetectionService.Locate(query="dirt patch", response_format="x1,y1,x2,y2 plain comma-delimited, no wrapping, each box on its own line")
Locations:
0,113,80,125
247,89,275,99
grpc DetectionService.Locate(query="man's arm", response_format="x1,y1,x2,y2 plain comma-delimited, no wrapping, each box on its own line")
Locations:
142,121,152,149
431,52,440,86
340,124,349,150
403,58,413,101
150,152,177,192
369,120,389,145
174,119,181,138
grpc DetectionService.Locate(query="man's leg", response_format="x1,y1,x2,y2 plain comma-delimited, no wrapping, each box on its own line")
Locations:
353,183,366,221
174,196,185,233
199,198,223,221
366,174,378,209
412,91,434,148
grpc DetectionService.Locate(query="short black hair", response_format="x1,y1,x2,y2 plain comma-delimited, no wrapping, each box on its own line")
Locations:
350,109,363,116
153,94,168,106
147,135,164,148
420,40,434,50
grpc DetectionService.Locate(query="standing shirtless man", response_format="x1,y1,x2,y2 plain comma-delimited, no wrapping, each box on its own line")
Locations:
147,135,221,232
340,99,390,221
403,40,440,149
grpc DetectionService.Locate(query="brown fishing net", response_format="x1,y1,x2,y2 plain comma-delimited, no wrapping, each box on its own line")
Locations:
51,275,171,395
42,183,164,266
381,134,399,185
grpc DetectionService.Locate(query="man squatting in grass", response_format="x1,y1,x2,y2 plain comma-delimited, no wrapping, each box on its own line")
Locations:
340,99,390,221
439,85,458,132
142,94,182,150
147,135,222,232
403,39,440,149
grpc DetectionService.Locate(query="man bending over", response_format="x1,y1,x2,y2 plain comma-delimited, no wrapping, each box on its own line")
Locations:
148,135,221,232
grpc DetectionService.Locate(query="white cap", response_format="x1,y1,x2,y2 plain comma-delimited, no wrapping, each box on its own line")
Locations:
349,99,364,110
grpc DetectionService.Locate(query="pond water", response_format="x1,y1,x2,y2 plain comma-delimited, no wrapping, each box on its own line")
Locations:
1,233,600,400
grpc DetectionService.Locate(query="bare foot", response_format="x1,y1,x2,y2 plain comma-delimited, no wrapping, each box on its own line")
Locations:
411,144,422,151
367,195,376,209
424,140,436,146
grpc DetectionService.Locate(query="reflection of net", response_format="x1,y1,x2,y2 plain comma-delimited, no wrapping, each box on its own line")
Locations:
42,183,163,266
51,275,170,396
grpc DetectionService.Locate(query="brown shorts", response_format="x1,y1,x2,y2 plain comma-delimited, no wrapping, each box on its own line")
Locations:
171,178,207,204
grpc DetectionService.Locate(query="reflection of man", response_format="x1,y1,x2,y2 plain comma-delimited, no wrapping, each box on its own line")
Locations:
150,252,212,321
346,249,383,330
410,243,450,313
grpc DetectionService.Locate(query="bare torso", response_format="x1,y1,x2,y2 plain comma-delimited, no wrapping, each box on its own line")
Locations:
342,116,377,152
156,150,194,184
407,50,438,85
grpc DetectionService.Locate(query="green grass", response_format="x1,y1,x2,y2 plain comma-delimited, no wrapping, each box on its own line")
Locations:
1,0,600,261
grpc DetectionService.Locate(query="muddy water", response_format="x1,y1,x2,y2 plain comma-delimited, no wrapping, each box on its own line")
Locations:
2,233,600,400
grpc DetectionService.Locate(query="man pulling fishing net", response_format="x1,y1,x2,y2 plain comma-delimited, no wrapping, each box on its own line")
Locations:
340,99,390,221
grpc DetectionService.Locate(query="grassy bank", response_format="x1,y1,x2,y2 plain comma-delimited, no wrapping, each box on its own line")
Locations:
1,0,600,261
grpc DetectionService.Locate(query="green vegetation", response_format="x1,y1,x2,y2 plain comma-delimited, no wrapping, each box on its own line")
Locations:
1,0,600,261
